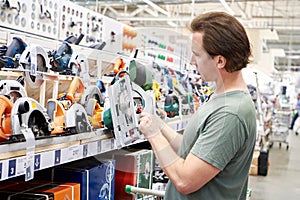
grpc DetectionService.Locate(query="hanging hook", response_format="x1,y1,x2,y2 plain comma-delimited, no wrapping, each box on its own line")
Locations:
1,0,20,15
10,1,20,16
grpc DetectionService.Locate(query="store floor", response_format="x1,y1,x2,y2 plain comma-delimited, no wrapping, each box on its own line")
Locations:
248,130,300,200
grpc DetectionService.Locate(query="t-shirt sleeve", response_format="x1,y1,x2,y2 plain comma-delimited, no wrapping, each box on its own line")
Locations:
190,112,246,170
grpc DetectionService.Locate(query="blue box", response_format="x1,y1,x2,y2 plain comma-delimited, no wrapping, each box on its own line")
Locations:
53,158,115,200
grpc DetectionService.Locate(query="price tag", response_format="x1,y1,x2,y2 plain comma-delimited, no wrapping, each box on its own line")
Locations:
67,146,80,161
54,150,61,165
25,164,33,181
8,159,16,177
22,128,35,181
17,157,26,175
30,46,37,76
101,139,114,152
34,155,41,171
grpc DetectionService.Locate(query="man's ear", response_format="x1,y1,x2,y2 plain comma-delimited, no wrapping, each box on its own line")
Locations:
216,56,226,69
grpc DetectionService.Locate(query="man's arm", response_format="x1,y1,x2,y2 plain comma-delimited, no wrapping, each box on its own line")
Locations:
160,125,183,152
138,112,220,194
148,132,220,195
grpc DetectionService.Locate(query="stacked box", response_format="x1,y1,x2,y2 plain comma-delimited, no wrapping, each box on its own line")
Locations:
0,192,50,200
249,150,260,175
53,158,115,200
0,181,80,200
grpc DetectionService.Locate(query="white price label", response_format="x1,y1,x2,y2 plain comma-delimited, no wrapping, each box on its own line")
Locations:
101,139,114,152
67,146,81,161
16,157,26,175
30,46,37,76
21,129,35,181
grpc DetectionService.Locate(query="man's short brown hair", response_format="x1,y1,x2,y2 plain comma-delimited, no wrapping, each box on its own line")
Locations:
190,12,251,72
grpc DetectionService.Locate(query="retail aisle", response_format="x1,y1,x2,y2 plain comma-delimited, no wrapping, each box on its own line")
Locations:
248,130,300,200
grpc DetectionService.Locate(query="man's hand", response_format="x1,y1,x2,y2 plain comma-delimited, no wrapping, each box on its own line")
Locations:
138,111,166,138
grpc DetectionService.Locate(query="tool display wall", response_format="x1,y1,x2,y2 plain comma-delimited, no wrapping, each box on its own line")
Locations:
59,1,106,48
0,0,59,39
0,0,184,60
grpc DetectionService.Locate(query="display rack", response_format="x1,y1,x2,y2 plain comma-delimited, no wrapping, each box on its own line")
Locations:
0,117,189,182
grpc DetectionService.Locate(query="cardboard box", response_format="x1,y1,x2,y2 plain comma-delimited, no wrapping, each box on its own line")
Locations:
0,181,74,199
0,191,52,200
249,150,259,176
251,150,260,166
114,149,154,200
53,158,115,200
60,182,81,200
33,184,74,200
249,164,258,175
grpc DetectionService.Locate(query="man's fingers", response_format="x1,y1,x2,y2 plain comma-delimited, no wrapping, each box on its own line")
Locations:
140,111,150,118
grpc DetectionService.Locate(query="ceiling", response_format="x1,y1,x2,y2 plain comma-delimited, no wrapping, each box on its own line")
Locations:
72,0,300,72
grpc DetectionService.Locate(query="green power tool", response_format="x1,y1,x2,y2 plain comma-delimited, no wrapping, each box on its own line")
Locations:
164,94,180,118
129,60,153,91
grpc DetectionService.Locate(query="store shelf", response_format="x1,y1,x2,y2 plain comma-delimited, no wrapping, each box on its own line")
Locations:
0,129,112,159
0,70,23,79
0,117,189,182
0,129,113,181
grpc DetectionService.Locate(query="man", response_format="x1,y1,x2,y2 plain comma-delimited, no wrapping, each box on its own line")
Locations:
138,12,256,199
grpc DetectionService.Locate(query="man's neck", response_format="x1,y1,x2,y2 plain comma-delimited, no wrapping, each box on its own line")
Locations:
214,70,247,95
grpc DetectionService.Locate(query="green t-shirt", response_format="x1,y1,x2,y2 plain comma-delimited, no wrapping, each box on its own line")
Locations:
165,90,256,200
